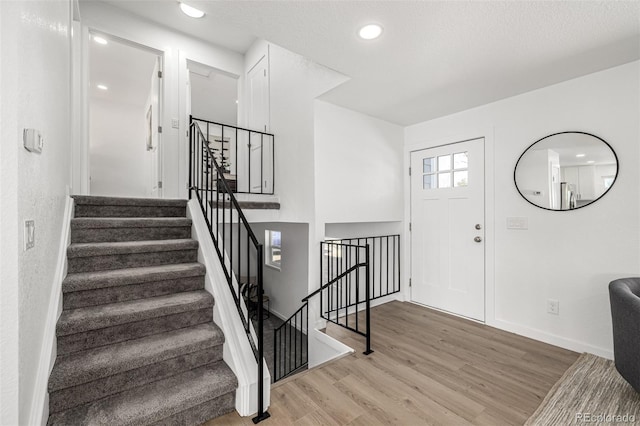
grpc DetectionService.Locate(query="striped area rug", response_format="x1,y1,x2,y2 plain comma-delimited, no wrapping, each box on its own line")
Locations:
526,353,640,425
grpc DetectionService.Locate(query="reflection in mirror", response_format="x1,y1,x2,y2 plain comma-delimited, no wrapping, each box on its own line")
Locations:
514,132,618,211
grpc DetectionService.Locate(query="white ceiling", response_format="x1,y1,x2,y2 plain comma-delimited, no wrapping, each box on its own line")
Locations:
100,0,640,125
89,34,158,107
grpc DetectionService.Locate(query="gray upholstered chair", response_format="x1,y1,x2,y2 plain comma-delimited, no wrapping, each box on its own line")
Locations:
609,278,640,393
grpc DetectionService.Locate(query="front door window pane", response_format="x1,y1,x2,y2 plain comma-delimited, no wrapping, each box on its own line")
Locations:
438,172,451,188
423,157,435,174
438,155,451,171
454,171,468,187
454,152,468,169
423,174,436,189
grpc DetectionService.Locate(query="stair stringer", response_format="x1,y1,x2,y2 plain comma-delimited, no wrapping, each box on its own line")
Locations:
187,200,271,417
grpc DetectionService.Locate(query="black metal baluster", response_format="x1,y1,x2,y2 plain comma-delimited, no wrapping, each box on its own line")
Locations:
397,235,401,292
355,246,360,333
364,243,372,355
320,243,324,319
248,132,251,193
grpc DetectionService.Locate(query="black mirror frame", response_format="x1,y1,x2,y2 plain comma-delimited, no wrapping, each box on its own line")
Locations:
514,131,619,212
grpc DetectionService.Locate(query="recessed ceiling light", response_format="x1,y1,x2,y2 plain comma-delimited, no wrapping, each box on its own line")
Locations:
97,84,108,91
358,24,383,40
587,160,595,164
180,2,205,18
93,36,108,45
576,153,586,158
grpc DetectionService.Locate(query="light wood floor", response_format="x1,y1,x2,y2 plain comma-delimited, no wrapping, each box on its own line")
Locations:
205,301,579,425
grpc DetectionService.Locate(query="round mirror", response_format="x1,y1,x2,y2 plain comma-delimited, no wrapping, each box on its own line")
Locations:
514,132,618,211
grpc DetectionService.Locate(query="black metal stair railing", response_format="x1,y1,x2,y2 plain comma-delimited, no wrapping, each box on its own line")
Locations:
191,116,275,195
189,118,270,423
273,303,308,382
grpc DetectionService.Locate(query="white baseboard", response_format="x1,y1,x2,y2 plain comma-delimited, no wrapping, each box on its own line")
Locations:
28,196,73,426
490,318,614,359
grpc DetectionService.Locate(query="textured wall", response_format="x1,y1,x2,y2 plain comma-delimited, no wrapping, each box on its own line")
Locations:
0,0,72,423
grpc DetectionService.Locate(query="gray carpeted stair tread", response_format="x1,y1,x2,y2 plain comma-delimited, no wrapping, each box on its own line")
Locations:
72,195,187,207
67,239,198,258
71,217,192,229
47,362,238,426
57,291,214,336
49,323,224,391
63,263,205,293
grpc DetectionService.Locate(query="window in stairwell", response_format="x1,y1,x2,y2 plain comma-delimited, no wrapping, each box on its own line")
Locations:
265,230,281,270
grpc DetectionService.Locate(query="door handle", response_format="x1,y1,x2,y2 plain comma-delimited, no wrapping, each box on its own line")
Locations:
474,236,482,243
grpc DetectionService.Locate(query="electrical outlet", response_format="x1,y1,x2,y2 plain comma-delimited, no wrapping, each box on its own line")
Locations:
547,299,559,315
24,220,35,250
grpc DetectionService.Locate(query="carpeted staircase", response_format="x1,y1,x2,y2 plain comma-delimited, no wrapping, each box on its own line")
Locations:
47,196,238,425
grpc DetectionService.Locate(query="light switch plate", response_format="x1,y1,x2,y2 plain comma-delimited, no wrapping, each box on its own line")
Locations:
24,220,35,250
171,118,180,129
507,217,528,230
23,128,43,153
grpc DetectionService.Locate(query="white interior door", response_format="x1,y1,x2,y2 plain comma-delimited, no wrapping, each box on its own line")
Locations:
247,55,269,193
410,138,485,321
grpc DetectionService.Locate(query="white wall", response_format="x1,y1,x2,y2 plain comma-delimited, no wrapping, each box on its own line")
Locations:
250,222,310,320
247,42,349,224
325,222,403,240
314,101,404,224
90,99,148,197
190,69,238,125
79,1,243,198
0,0,73,423
405,61,640,357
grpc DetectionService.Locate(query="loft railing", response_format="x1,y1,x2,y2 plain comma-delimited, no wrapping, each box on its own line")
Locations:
189,119,270,423
191,116,275,195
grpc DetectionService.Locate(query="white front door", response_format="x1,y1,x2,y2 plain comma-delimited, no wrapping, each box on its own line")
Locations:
247,55,269,193
410,138,485,321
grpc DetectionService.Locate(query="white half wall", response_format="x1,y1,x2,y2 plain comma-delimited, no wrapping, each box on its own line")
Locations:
0,0,73,423
314,101,404,224
89,99,148,197
405,61,640,358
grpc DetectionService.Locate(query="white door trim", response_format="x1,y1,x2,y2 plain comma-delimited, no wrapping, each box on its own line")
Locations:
78,27,167,198
403,127,495,326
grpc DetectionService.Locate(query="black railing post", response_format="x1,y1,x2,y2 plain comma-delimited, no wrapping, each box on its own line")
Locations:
364,244,373,355
188,116,193,199
252,245,270,424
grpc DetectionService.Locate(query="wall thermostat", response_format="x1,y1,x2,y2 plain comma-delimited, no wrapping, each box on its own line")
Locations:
23,128,43,153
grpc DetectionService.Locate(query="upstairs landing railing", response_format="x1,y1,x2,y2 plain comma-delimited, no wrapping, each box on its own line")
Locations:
191,116,275,195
